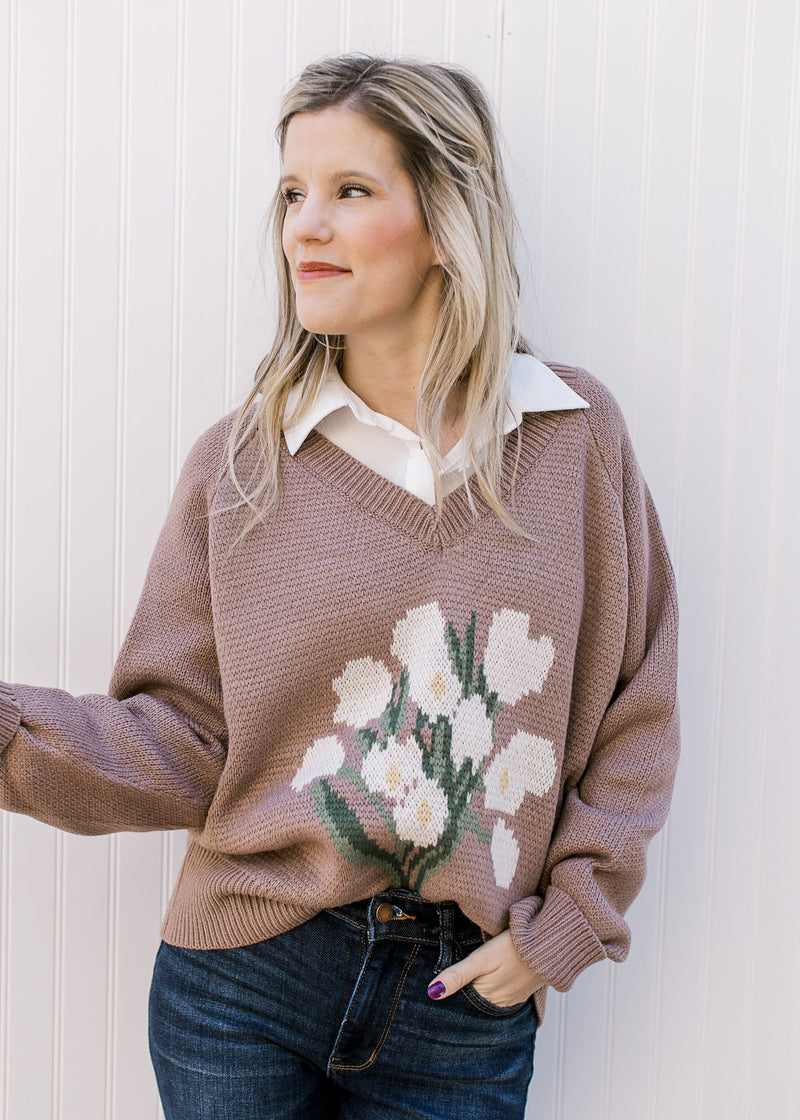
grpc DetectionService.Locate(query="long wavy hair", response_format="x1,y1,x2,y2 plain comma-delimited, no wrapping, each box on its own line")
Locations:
227,54,531,531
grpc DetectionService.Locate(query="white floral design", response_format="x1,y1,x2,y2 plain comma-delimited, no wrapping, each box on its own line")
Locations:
450,694,494,769
361,735,425,801
391,603,462,718
483,730,557,814
392,775,449,847
490,819,520,889
483,609,555,705
291,735,346,791
333,656,394,726
292,603,557,892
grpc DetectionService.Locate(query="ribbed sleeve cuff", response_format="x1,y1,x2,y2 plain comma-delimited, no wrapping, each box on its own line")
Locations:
0,682,22,749
509,885,607,992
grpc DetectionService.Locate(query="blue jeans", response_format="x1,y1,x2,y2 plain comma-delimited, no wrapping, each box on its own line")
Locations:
148,888,538,1119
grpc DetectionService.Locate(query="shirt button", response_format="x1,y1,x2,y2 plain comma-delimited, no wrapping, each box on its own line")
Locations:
375,903,395,923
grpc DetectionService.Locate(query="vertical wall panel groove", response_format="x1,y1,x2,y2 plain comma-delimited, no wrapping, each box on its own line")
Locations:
106,0,134,1113
585,0,607,375
631,0,658,440
443,0,455,62
780,8,800,1116
587,7,615,1116
169,0,188,490
634,6,670,1116
223,0,242,415
601,963,615,1120
0,0,20,1112
671,0,707,577
104,836,119,1120
536,0,556,359
52,0,77,1109
553,994,566,1120
338,0,350,55
491,0,506,110
744,3,800,1116
391,0,402,53
0,813,8,1120
2,0,18,681
695,3,756,1114
285,0,297,81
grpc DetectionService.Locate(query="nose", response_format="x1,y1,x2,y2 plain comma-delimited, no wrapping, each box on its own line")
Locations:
285,193,333,246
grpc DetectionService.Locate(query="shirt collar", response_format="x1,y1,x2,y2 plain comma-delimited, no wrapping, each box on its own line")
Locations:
282,352,589,456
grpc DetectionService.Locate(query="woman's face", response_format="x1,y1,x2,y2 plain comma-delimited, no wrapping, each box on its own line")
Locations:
280,106,442,347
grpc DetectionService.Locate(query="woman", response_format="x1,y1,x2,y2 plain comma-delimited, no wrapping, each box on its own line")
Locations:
0,55,679,1119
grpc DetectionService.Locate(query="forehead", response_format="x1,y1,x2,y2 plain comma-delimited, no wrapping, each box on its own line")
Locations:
281,106,405,173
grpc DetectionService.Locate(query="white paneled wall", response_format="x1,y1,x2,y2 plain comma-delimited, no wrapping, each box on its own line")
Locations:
1,1,798,1117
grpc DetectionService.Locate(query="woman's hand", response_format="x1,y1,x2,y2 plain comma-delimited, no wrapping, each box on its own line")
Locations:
426,929,546,1007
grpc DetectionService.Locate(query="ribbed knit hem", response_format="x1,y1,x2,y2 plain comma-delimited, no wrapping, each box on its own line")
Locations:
160,843,320,950
509,885,606,993
0,683,21,749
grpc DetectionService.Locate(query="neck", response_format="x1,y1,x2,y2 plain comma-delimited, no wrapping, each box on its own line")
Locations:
340,334,428,433
340,335,466,455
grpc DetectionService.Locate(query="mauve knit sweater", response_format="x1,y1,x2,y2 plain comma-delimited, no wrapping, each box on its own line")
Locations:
0,364,679,1024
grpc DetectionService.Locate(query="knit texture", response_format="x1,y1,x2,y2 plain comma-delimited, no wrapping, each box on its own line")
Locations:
0,365,679,1024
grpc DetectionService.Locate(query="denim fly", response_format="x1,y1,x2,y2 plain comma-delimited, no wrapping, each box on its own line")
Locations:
149,888,538,1119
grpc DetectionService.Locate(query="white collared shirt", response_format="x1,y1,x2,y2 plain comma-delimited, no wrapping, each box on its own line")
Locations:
283,353,589,505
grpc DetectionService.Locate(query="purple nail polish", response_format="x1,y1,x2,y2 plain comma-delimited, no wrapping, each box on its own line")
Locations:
427,980,446,999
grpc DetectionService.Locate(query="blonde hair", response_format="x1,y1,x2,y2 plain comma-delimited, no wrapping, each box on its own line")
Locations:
228,54,531,530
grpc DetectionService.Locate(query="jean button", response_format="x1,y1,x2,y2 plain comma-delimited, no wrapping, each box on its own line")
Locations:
375,903,395,923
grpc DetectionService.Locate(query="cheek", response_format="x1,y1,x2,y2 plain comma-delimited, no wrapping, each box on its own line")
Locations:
281,218,293,261
359,213,433,279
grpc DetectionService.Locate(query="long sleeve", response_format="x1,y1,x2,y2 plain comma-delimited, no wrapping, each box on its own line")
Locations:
0,428,228,835
509,406,680,991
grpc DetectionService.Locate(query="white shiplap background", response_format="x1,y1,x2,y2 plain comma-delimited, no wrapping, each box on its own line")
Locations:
1,1,799,1118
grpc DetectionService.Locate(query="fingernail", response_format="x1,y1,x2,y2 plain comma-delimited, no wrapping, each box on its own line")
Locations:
427,980,446,999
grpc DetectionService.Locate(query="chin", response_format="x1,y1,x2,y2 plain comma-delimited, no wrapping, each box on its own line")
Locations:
294,307,353,336
298,318,350,336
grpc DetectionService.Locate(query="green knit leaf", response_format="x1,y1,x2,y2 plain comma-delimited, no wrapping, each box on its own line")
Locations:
426,716,453,785
463,612,477,691
311,780,398,876
355,728,378,758
457,805,492,845
381,666,410,738
445,621,464,683
474,662,501,718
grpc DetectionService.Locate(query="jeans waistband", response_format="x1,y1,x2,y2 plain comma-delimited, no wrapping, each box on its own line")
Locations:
324,889,486,973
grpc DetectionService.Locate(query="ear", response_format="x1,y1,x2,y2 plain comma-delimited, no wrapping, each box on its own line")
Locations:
430,240,450,271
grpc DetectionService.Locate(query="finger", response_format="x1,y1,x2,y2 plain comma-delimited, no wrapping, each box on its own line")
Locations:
427,945,491,1000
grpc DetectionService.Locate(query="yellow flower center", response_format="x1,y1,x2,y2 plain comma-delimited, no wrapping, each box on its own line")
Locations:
385,762,401,791
416,800,433,828
499,769,510,794
429,671,447,700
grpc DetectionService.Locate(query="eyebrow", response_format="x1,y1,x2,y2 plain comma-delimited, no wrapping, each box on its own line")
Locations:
279,170,384,186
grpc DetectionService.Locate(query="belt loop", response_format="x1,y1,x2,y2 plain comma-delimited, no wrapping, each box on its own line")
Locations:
435,902,454,973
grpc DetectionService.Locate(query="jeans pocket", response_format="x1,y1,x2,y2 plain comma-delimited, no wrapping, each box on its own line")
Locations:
460,982,532,1017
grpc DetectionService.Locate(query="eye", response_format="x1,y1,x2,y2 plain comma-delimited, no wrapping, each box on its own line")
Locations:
339,183,370,199
281,187,303,205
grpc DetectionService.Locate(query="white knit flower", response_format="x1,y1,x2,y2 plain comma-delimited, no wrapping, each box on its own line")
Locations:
332,656,394,726
361,735,425,802
483,730,557,814
392,775,449,847
291,735,346,791
391,602,461,718
450,694,495,769
490,819,520,889
482,610,555,705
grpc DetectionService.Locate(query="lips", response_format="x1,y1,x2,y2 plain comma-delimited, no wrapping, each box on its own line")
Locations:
297,260,350,280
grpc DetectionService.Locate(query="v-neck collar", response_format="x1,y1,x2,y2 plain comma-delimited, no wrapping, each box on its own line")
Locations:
288,407,574,551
